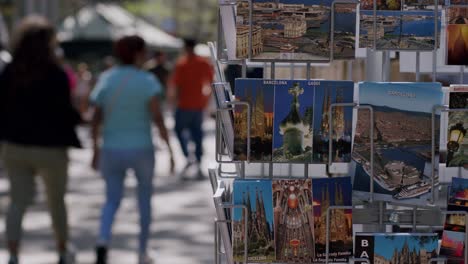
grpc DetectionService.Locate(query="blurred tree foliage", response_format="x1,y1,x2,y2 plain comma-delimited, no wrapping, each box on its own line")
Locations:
122,0,218,42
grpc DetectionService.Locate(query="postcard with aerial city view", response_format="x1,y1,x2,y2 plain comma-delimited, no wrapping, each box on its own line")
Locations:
232,179,275,263
235,0,251,59
354,233,439,264
234,79,275,162
352,82,443,205
440,230,466,264
312,81,354,164
359,10,440,50
272,80,314,163
272,179,314,262
332,3,358,60
312,177,353,263
234,0,357,61
441,88,468,168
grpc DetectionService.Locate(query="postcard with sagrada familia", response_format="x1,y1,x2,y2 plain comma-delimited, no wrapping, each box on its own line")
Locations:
312,176,353,263
234,79,275,162
272,80,314,163
352,82,443,206
272,179,315,262
354,233,439,264
312,80,355,163
232,179,275,263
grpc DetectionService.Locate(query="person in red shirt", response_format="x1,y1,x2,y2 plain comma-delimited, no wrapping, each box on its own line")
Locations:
168,39,214,180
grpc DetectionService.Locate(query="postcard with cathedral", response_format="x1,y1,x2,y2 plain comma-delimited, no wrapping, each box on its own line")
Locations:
312,177,353,263
352,82,443,206
232,179,275,263
312,80,354,164
234,79,275,162
354,233,439,264
272,80,314,163
272,179,315,262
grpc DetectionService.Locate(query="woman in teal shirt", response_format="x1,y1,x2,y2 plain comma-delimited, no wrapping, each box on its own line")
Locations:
90,35,174,264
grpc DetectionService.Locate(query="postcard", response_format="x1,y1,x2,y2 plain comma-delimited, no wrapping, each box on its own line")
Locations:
354,233,439,264
312,177,353,263
443,89,468,167
446,24,468,66
312,81,354,163
234,79,275,162
213,83,235,159
448,177,468,211
333,3,358,60
232,179,275,263
444,213,466,233
272,80,314,163
272,179,315,262
404,0,445,11
440,230,465,264
235,0,251,59
213,182,235,264
359,11,440,50
248,0,330,61
447,7,468,25
352,82,443,205
360,0,401,10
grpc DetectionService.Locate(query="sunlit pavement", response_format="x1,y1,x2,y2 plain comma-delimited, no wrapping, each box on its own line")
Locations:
0,115,216,264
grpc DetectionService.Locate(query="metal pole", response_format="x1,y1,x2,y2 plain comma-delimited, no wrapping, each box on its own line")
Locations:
432,0,439,82
305,62,311,178
416,51,421,82
269,62,275,179
379,201,384,232
382,51,391,82
460,66,465,84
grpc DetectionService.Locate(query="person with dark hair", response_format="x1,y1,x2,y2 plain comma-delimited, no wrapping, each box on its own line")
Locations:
168,38,214,180
0,16,81,264
90,35,175,264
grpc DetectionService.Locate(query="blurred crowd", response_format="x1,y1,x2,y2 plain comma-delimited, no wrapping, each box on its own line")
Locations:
0,15,214,264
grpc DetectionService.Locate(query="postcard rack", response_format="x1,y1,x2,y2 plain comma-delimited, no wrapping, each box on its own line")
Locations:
210,65,468,264
210,1,467,263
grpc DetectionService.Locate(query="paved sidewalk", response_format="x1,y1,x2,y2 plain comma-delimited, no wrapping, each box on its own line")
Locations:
0,117,216,264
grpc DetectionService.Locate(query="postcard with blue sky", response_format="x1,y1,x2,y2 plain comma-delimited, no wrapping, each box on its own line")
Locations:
312,81,354,164
353,82,443,205
232,179,275,262
374,234,438,264
273,80,314,163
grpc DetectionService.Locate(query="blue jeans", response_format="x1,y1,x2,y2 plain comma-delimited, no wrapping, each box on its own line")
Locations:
175,109,203,162
98,148,154,254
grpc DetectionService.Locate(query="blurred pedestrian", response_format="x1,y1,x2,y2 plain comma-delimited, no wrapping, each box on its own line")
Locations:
0,16,81,264
56,47,78,94
90,35,175,264
147,51,170,99
168,39,214,180
75,62,92,115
